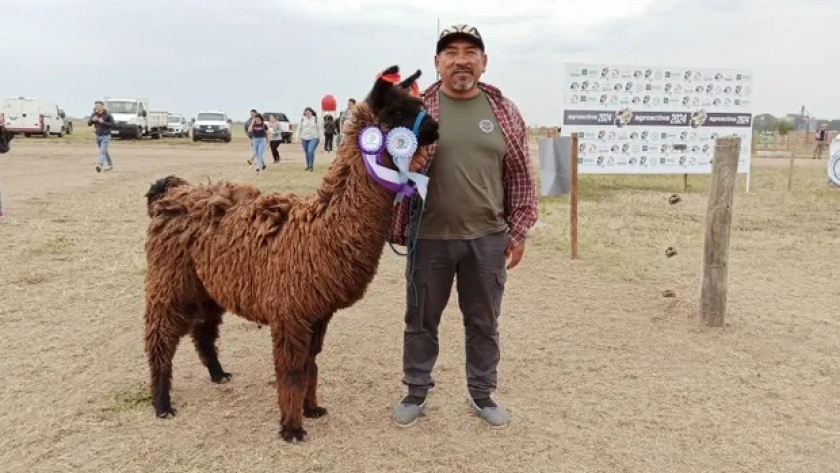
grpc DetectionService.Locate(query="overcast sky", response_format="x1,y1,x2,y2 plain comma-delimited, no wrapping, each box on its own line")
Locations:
0,0,836,125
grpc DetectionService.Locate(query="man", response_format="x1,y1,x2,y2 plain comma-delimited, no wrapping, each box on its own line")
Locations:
0,122,12,154
389,24,538,428
337,98,356,147
0,122,12,219
813,123,829,159
87,100,116,172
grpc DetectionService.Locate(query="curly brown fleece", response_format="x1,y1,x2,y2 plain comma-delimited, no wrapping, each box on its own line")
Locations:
142,66,438,443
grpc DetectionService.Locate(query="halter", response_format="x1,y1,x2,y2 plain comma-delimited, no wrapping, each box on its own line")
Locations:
358,111,430,203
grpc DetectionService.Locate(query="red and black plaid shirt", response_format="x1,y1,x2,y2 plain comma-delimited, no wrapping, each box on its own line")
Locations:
388,80,538,247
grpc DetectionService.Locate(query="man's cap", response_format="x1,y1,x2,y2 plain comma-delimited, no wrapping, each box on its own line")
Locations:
436,24,484,54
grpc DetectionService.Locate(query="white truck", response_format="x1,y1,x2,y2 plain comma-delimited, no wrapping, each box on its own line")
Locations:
191,110,233,143
102,97,168,139
0,96,72,137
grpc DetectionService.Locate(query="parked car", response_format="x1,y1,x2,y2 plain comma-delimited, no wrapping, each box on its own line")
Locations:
191,110,232,143
165,113,190,138
261,112,293,143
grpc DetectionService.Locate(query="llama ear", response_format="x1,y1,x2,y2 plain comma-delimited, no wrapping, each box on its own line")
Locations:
398,69,422,89
368,65,401,111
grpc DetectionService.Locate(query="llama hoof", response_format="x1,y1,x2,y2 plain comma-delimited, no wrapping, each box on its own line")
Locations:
155,406,177,418
279,425,308,443
304,406,328,418
210,372,232,384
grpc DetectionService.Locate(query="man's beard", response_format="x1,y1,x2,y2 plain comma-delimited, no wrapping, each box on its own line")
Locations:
452,79,475,91
451,70,475,91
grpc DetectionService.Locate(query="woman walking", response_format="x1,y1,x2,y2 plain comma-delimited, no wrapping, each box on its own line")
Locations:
247,113,269,172
267,114,283,163
298,107,321,171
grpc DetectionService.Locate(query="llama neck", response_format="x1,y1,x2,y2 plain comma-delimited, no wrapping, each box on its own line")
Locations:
315,146,395,241
296,141,397,310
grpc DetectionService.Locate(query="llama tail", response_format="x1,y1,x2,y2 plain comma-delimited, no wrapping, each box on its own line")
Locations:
145,175,189,216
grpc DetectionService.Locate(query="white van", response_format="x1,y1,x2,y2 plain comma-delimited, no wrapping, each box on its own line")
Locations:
0,97,70,137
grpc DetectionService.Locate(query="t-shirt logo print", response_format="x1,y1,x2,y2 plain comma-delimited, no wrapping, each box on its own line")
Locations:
478,119,494,133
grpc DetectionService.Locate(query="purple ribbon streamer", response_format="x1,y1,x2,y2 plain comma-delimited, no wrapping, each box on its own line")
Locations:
362,152,415,197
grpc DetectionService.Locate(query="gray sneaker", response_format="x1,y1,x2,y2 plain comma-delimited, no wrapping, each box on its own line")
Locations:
469,397,509,427
392,395,426,427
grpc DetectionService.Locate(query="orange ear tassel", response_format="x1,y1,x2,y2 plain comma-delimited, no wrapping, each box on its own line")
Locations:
377,72,401,84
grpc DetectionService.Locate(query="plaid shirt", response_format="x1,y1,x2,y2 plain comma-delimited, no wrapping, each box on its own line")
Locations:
388,80,538,247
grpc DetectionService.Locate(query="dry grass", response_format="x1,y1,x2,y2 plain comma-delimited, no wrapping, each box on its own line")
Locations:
0,139,838,473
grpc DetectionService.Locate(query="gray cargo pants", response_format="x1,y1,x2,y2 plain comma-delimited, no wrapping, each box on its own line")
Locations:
401,230,508,400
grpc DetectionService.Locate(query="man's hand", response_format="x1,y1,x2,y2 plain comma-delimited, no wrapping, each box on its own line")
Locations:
505,240,526,270
410,148,429,172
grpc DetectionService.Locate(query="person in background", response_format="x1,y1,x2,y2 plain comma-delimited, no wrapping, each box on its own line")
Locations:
813,123,829,159
245,109,257,165
247,113,268,172
0,121,13,219
267,114,283,163
337,98,356,148
0,122,12,154
323,115,336,153
87,100,116,173
298,107,321,171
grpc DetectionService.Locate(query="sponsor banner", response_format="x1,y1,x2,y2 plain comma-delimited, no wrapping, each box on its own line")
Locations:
563,110,752,128
563,62,754,174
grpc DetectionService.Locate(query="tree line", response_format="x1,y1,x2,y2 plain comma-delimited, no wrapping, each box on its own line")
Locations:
752,113,840,135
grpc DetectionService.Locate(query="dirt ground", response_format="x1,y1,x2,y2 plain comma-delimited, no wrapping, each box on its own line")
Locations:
1,138,838,473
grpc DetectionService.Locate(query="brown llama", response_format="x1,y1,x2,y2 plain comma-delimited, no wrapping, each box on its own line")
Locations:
142,65,439,443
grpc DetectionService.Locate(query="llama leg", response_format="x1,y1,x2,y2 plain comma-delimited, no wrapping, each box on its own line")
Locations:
271,321,311,442
190,301,231,384
145,303,190,418
304,316,332,418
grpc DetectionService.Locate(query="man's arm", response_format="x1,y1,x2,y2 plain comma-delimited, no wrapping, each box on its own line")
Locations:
503,99,538,248
103,113,117,128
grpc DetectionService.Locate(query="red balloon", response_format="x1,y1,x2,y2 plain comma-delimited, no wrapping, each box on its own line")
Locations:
321,94,337,111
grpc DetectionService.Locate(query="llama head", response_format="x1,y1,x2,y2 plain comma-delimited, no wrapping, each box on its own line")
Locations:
365,65,439,150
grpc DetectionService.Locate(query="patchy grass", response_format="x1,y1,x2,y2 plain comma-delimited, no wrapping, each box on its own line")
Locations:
12,272,51,286
27,235,75,256
103,383,153,414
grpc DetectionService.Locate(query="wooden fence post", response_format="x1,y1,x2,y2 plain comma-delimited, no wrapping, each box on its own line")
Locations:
700,136,741,327
570,133,579,259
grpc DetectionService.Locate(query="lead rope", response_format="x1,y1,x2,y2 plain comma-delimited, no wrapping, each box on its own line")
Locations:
385,111,428,307
387,194,425,307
